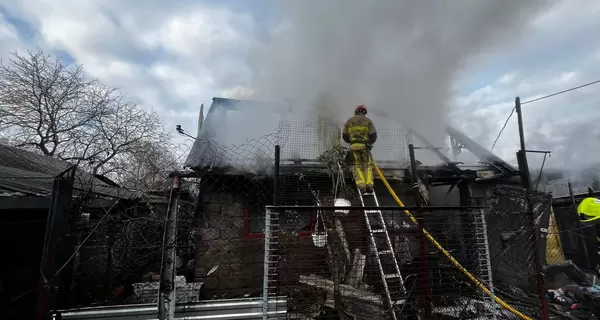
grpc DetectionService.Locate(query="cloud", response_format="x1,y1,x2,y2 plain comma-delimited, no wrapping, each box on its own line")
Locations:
452,0,600,171
1,0,600,173
0,0,258,144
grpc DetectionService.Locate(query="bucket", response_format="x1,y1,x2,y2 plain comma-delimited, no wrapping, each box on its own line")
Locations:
334,198,351,215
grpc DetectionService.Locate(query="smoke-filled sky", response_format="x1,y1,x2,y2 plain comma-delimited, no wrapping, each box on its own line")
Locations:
1,0,600,169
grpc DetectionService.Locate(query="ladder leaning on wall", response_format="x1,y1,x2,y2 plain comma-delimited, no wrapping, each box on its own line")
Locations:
358,186,407,320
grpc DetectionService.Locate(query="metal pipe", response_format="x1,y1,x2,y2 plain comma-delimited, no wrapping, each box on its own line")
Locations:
158,173,181,320
262,207,272,320
56,297,288,319
265,205,484,210
515,97,549,319
274,145,280,206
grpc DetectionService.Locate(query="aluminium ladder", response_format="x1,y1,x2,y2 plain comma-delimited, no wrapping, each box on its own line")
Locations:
358,187,407,320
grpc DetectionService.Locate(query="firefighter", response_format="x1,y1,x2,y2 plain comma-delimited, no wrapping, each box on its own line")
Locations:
578,197,600,225
342,105,377,194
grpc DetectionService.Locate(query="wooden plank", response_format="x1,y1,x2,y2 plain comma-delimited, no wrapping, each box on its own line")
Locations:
333,217,352,268
299,274,383,305
346,248,366,288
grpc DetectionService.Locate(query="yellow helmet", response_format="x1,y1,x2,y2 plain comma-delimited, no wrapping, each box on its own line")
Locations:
577,197,600,224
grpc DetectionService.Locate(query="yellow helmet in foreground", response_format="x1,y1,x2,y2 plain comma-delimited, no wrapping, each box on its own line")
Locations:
577,197,600,224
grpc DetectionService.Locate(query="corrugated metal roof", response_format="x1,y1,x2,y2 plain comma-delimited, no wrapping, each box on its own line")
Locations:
0,166,55,196
54,296,287,320
0,144,141,199
0,143,78,175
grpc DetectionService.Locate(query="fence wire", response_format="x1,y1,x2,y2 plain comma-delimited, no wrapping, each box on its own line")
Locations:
262,205,519,319
1,119,564,319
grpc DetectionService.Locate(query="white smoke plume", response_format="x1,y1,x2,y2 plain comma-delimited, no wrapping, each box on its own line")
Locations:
247,0,555,163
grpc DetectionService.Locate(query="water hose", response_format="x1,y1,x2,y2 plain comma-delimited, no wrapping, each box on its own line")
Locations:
373,163,533,320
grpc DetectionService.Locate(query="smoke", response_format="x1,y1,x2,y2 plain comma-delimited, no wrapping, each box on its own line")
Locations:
248,0,554,161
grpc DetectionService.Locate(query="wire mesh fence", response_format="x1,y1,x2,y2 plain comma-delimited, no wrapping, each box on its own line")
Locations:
480,186,549,319
1,118,561,319
262,205,509,319
551,193,598,273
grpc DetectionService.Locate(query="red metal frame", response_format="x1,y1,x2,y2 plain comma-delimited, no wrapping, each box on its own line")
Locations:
243,208,316,239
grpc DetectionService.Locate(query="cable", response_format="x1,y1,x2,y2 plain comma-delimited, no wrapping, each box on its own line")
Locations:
490,107,515,152
521,79,600,105
489,78,600,151
53,194,123,278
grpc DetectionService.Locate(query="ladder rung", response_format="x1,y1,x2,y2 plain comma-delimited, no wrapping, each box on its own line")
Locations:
371,229,386,233
378,250,393,255
365,210,380,214
385,273,402,279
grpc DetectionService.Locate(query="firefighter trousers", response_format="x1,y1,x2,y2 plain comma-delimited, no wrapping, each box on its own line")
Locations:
348,149,373,192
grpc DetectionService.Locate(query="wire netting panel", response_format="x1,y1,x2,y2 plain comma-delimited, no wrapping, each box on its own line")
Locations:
472,185,553,319
276,120,413,168
184,133,278,174
552,195,598,272
277,121,342,163
263,205,514,319
369,127,414,168
185,120,414,172
184,136,277,299
70,183,206,306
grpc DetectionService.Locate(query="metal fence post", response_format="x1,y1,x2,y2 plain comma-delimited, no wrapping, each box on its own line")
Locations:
262,206,273,320
274,145,280,206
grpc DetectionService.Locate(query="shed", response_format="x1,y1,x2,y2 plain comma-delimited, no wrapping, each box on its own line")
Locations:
0,143,146,319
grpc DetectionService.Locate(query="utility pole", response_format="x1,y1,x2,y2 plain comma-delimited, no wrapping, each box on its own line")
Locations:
158,172,181,320
515,97,549,319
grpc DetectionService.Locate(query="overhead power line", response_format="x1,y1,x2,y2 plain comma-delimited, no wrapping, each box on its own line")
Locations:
521,78,600,105
490,78,600,151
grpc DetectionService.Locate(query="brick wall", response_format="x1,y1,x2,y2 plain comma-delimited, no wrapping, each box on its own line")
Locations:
194,191,264,297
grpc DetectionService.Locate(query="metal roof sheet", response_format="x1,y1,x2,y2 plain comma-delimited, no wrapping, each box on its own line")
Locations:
0,144,140,199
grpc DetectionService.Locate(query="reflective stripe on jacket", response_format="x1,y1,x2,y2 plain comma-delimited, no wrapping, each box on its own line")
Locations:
342,115,377,145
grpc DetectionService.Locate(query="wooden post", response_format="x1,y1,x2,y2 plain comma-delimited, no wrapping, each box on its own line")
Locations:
515,97,549,319
158,173,181,320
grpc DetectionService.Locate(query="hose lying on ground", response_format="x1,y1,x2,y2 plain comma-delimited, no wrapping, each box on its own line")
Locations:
373,163,534,320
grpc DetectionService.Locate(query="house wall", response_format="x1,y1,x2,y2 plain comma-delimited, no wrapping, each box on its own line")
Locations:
194,190,265,297
194,173,336,298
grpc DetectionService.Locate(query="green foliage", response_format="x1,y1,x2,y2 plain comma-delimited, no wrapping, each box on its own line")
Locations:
316,144,347,174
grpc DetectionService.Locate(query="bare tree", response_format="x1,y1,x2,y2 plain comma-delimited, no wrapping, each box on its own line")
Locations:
110,136,181,190
0,50,167,176
0,50,109,156
59,96,164,175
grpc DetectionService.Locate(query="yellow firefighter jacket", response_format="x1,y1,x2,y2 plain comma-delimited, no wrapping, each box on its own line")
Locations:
342,115,377,151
